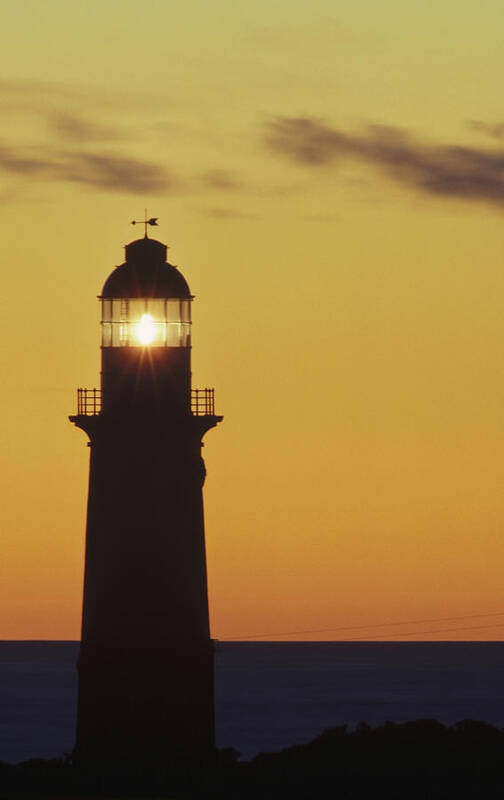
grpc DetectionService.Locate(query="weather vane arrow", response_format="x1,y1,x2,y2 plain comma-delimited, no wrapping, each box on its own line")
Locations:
131,209,159,237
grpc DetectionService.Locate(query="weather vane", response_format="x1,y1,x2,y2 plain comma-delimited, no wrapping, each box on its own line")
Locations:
131,209,159,238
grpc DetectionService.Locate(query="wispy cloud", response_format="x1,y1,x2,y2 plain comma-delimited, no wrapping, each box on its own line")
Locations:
198,169,244,191
468,120,504,141
0,145,55,177
62,152,177,193
0,78,168,194
0,144,177,194
0,79,254,198
51,112,123,143
265,116,504,207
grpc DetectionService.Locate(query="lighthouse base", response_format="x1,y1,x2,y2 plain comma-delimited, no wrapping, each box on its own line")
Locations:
74,637,215,774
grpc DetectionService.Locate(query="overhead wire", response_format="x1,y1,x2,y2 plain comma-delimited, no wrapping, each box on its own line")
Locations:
346,621,504,641
217,611,504,641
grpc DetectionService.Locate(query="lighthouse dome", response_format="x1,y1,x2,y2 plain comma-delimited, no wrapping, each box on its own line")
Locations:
101,237,192,299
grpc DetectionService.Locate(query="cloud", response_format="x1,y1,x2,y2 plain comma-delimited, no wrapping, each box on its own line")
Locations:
0,144,177,194
198,169,244,190
468,120,504,140
266,117,349,165
0,145,56,177
61,152,177,193
265,116,504,207
0,78,157,149
0,78,256,199
51,112,123,143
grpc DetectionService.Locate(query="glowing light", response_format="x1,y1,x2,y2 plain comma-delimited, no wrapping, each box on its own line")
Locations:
136,313,156,345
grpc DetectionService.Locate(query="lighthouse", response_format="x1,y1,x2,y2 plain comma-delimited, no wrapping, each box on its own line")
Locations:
70,225,221,772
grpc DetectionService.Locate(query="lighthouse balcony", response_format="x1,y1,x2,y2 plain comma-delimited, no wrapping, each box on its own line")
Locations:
73,387,218,417
190,388,216,416
76,388,102,415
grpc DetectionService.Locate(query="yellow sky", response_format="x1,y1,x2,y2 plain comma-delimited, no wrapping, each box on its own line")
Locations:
1,0,504,640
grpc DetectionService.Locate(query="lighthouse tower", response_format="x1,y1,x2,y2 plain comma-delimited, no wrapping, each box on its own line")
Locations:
70,228,221,772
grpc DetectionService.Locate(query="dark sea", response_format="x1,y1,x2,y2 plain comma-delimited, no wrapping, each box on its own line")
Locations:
1,641,504,763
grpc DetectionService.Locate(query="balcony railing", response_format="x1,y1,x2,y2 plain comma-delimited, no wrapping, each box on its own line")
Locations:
191,388,216,416
75,387,216,416
77,388,101,415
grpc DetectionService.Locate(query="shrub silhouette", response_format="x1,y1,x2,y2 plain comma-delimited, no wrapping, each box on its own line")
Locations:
2,719,504,798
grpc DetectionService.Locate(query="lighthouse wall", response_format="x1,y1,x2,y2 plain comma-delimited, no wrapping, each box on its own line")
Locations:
74,416,215,766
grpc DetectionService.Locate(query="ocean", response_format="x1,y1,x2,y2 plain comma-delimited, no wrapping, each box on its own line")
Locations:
1,641,504,763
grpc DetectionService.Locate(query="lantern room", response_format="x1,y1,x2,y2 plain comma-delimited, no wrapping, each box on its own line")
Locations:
100,237,192,348
97,235,195,415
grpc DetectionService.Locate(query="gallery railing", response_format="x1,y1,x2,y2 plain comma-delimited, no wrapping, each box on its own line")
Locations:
75,387,216,416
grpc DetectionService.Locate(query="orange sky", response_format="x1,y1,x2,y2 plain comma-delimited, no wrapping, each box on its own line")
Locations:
1,0,504,640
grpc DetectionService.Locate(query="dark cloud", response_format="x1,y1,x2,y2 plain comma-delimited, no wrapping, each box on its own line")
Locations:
0,144,177,194
0,145,56,177
51,112,123,143
61,152,176,193
0,79,159,151
0,79,168,194
266,117,348,165
265,116,504,206
468,120,504,140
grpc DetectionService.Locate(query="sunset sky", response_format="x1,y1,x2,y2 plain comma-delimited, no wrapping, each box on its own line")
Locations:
2,0,504,640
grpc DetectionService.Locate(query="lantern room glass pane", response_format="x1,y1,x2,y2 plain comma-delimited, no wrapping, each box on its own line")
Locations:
181,300,191,322
102,322,112,346
147,299,165,319
111,299,124,322
111,323,123,346
128,298,145,322
180,323,191,346
166,299,181,322
166,324,180,346
102,299,112,322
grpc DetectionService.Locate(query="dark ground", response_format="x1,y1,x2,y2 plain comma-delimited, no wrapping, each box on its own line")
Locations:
1,719,503,799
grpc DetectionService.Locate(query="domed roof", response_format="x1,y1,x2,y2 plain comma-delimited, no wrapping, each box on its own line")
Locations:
101,237,192,298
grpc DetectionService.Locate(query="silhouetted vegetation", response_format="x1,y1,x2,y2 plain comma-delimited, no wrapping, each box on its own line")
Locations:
2,719,504,798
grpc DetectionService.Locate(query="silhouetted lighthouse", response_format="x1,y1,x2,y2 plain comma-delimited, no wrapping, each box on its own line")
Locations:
70,225,221,772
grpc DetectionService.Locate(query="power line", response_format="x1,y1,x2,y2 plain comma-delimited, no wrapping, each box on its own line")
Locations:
347,622,504,641
217,611,504,641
